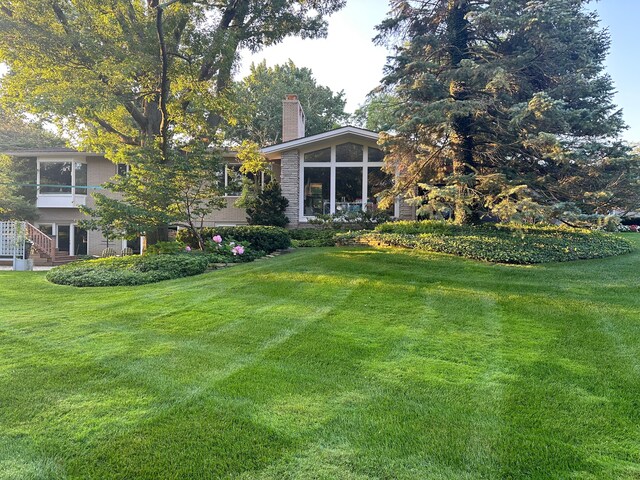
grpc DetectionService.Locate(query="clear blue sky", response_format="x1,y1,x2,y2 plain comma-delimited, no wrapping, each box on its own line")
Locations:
241,0,640,142
592,1,640,142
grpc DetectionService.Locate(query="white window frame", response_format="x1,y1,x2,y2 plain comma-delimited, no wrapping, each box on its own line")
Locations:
224,163,271,198
299,143,398,221
37,157,87,198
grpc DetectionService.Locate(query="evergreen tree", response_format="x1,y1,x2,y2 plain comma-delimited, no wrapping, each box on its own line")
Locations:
376,0,638,224
245,182,289,227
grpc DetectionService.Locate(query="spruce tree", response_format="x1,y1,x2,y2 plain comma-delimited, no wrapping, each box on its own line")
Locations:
376,0,638,224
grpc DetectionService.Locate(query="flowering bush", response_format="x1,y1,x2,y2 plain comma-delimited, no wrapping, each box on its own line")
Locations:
618,224,639,232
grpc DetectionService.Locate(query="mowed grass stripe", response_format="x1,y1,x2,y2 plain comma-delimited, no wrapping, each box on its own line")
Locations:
0,236,639,479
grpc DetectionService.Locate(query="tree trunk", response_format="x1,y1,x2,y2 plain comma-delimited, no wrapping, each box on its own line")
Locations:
447,0,477,224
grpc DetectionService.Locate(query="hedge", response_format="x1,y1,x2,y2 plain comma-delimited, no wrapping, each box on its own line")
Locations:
176,226,290,253
46,254,209,287
338,221,633,264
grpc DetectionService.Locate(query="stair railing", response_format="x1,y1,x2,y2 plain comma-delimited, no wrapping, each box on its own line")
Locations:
26,222,56,262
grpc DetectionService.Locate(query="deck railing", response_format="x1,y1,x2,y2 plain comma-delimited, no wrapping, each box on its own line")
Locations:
26,222,56,262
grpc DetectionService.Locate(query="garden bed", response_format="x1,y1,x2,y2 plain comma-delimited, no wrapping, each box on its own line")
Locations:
338,221,634,264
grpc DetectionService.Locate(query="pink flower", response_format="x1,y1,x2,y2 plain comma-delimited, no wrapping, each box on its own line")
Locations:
185,246,192,252
212,235,222,243
232,245,245,255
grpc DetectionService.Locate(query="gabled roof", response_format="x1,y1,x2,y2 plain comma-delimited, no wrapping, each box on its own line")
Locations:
261,126,380,155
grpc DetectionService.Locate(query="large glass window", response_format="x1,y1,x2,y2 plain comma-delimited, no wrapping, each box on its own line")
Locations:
368,147,384,163
335,167,363,213
300,143,391,219
336,143,363,162
304,148,331,163
40,162,72,193
367,166,393,212
75,163,87,195
303,167,330,216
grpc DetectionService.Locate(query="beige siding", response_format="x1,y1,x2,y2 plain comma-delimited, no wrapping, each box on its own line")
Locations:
199,198,248,227
86,156,120,207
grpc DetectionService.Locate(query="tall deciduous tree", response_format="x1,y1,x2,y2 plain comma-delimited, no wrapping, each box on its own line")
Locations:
228,60,348,145
0,0,345,240
376,0,638,224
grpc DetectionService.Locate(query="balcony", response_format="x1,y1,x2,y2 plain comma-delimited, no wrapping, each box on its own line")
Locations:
37,194,87,209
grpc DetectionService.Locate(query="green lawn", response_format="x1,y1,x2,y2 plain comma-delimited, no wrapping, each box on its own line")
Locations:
1,237,640,479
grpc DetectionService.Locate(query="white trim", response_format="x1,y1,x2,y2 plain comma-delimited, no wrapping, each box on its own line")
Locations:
261,126,379,155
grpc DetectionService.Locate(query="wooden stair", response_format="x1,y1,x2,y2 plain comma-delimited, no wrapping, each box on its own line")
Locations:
32,250,77,266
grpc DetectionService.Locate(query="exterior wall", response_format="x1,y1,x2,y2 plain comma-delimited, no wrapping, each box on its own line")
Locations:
280,150,300,228
86,156,120,207
398,198,417,221
200,198,248,227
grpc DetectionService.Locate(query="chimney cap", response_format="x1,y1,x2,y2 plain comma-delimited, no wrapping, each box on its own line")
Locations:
284,94,298,101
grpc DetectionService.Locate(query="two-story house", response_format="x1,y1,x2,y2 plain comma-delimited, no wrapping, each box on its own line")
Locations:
4,95,415,260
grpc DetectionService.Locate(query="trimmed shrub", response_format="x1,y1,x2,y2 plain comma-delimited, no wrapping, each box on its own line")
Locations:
145,241,189,255
177,226,290,253
46,254,209,287
341,221,633,264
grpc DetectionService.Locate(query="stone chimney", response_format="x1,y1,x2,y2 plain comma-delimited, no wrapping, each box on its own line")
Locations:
282,94,306,142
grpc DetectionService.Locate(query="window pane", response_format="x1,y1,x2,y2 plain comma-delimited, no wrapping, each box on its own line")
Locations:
335,167,363,213
304,148,330,163
75,163,87,195
40,162,72,194
117,163,128,176
368,147,384,163
368,166,393,212
226,165,242,196
336,143,363,162
303,167,330,216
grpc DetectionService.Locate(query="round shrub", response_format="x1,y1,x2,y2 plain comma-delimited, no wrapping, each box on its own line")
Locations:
177,226,290,253
46,254,209,287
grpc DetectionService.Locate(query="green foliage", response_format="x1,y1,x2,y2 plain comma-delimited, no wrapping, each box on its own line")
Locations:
377,0,639,223
352,93,401,132
46,254,209,287
344,221,634,264
289,228,340,247
0,154,37,221
177,225,290,253
228,60,348,145
80,147,226,248
0,107,64,151
245,182,289,227
144,241,188,255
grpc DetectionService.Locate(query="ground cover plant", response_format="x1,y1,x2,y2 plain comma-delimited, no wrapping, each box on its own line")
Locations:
289,227,340,247
45,254,209,287
1,237,640,478
341,221,634,264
